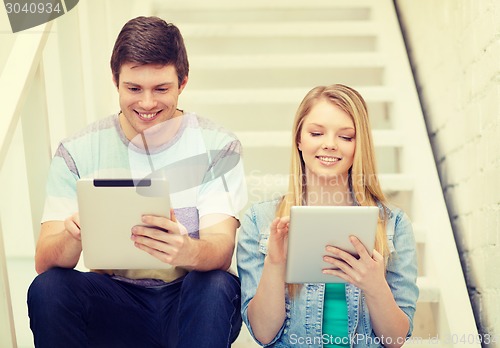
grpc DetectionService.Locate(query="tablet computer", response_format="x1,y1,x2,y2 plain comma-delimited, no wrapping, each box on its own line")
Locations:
77,178,172,270
285,206,379,283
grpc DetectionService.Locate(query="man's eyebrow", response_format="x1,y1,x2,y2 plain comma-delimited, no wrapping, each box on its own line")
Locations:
155,82,175,87
122,82,175,87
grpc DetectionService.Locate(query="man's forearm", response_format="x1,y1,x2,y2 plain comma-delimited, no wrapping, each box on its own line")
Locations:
35,224,82,273
188,234,234,271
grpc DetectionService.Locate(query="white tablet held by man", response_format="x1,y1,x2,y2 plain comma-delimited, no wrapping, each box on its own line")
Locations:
286,205,379,283
77,178,172,270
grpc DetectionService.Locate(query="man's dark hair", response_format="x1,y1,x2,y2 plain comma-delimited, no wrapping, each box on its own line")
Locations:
110,16,189,87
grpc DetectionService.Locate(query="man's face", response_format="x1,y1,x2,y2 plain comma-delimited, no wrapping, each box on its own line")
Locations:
116,63,188,141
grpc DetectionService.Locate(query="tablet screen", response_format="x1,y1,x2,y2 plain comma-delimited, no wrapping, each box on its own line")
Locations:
77,178,172,269
285,206,379,283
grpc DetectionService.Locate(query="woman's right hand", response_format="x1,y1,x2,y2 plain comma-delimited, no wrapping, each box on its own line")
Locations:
266,216,290,265
248,216,290,344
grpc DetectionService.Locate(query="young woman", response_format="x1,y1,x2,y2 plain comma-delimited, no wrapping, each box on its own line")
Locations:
237,84,419,348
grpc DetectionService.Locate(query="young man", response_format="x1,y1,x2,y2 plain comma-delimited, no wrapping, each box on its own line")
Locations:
27,16,247,348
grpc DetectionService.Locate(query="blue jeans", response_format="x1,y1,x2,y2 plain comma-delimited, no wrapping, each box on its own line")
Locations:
27,268,242,348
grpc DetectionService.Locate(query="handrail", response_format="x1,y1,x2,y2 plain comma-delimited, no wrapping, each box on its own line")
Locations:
0,21,53,348
0,22,52,169
0,217,16,347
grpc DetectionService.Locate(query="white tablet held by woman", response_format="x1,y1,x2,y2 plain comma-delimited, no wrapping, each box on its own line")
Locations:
286,205,379,283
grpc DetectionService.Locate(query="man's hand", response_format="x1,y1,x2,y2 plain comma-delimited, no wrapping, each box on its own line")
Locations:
131,209,194,267
35,213,83,273
64,212,81,241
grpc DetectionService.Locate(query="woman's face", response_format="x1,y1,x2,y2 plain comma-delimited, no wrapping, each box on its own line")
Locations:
298,100,356,185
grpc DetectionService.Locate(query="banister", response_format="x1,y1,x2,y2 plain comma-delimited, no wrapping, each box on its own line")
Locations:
0,216,16,347
0,21,52,169
0,21,53,348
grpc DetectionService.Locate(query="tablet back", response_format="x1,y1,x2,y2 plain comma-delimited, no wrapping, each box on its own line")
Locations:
285,206,379,283
77,178,172,270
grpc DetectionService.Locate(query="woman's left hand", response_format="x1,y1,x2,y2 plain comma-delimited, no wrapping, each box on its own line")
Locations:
323,236,386,295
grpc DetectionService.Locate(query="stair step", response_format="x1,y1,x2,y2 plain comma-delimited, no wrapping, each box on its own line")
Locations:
236,130,403,148
417,277,440,303
178,22,378,38
161,8,372,26
379,174,414,192
191,53,385,69
183,86,393,105
157,0,373,11
412,224,426,244
404,340,442,347
246,173,414,196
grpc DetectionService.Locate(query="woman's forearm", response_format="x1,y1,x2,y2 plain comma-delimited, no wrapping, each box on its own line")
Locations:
365,282,410,348
248,257,287,344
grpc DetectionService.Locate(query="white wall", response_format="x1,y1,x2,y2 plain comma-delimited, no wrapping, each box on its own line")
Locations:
396,0,500,342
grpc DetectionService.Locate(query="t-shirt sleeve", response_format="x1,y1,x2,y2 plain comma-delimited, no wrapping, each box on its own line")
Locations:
41,143,80,223
197,139,247,219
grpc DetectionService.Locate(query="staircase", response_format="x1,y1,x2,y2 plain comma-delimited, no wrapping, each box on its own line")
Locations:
0,0,479,347
153,0,479,346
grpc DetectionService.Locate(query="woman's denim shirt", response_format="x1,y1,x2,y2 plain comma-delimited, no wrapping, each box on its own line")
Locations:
237,200,419,348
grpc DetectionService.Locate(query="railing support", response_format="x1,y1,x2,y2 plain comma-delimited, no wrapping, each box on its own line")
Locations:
0,21,53,348
21,62,53,242
0,216,16,348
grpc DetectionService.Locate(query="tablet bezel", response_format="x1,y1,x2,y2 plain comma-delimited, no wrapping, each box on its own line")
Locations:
285,205,379,283
77,178,172,270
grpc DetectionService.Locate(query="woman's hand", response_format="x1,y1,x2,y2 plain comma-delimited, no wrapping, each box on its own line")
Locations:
247,216,290,344
266,216,290,265
322,236,386,295
324,236,412,347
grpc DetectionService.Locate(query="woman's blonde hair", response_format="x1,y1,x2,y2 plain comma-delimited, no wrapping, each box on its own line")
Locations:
277,84,389,296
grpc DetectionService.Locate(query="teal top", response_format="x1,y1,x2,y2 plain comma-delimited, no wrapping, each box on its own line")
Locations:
322,283,350,347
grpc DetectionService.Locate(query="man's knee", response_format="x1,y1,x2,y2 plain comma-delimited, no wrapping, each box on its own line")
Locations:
28,267,91,310
179,270,242,338
182,270,240,299
29,268,71,299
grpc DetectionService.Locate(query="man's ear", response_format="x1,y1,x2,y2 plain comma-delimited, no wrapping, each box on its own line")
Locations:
112,75,119,90
178,76,189,94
